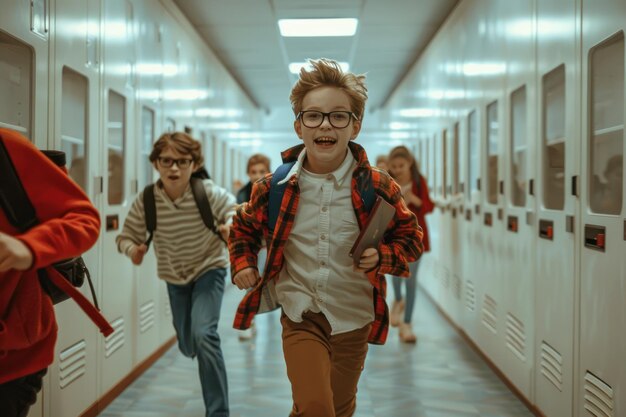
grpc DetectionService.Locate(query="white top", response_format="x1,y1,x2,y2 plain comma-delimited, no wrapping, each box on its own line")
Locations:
275,150,374,335
116,179,236,284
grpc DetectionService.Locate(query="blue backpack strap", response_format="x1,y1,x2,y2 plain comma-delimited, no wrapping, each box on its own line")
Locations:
356,169,376,213
268,161,296,235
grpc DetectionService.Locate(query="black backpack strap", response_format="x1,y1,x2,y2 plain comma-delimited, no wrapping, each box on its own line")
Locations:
41,150,66,168
191,177,226,244
0,137,38,232
143,184,156,248
268,161,296,236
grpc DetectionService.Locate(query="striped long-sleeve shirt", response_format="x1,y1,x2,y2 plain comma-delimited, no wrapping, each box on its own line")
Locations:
116,179,236,284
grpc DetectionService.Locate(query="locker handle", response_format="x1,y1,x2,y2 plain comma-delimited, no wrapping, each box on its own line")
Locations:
106,215,119,231
539,219,554,240
529,179,534,196
571,175,578,197
584,224,606,251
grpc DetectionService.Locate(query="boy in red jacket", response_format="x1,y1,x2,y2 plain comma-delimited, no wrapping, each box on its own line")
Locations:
0,128,101,417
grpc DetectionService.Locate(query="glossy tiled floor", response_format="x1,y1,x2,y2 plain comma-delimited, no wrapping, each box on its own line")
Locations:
100,281,535,417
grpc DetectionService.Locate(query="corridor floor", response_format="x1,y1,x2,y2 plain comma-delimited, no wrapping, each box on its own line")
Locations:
100,282,535,417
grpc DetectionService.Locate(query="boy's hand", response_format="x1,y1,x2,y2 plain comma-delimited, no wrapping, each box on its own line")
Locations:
131,244,148,265
218,224,230,242
0,232,33,272
355,247,379,273
233,267,260,290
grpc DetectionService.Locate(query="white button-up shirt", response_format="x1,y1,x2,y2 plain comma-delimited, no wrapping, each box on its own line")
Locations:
275,149,374,335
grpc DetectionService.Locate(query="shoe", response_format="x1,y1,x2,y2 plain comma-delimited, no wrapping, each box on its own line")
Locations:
399,322,417,344
238,321,255,341
390,300,405,327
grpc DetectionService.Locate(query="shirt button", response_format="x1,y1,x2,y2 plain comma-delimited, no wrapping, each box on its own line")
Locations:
317,298,323,303
320,234,326,240
326,174,333,180
321,207,328,212
320,260,326,266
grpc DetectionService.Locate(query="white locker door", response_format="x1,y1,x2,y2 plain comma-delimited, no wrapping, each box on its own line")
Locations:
47,1,103,415
461,109,481,340
0,8,49,415
132,1,165,364
579,3,626,416
533,1,581,416
99,0,136,395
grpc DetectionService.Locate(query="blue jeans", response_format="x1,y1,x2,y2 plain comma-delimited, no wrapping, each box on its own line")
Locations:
167,268,229,417
391,260,421,323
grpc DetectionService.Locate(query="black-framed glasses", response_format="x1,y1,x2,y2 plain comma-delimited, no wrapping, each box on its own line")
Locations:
157,157,194,168
297,110,358,129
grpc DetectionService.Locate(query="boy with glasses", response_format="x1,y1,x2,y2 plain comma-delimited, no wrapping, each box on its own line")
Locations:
116,132,236,417
229,58,423,417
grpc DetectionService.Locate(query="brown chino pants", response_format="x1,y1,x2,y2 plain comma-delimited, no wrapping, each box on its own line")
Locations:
281,311,371,417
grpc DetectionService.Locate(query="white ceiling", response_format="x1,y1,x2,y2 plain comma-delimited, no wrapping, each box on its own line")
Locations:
172,0,459,153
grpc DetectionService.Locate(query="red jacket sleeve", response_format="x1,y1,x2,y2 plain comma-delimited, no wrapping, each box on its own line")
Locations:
7,136,101,268
414,176,434,215
0,129,100,358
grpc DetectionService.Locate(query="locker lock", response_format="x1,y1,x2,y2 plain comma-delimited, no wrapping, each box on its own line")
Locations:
596,233,605,249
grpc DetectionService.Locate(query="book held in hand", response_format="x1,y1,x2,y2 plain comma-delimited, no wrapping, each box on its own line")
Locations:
349,196,395,263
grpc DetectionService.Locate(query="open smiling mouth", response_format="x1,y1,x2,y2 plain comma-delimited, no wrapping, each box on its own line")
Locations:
314,137,337,146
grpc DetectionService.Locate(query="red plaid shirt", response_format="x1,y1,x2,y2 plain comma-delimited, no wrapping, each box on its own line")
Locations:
229,142,423,344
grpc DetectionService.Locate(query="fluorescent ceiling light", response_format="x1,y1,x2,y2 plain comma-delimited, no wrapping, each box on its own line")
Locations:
278,18,358,37
289,61,349,74
398,108,439,118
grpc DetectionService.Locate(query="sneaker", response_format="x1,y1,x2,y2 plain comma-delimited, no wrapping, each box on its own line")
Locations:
238,321,255,341
399,322,417,344
390,300,405,328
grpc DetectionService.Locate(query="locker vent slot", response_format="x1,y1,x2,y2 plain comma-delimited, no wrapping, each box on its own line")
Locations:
540,341,563,391
139,300,155,333
452,274,461,300
59,340,87,389
465,280,476,311
481,294,497,333
505,313,526,362
584,371,614,417
104,318,125,358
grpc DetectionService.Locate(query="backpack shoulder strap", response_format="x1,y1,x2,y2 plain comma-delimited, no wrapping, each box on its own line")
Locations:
268,161,296,235
143,184,156,248
359,170,377,213
191,177,225,243
0,137,38,232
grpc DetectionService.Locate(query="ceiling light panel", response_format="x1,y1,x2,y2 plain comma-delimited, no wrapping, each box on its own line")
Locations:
289,61,350,74
278,18,358,37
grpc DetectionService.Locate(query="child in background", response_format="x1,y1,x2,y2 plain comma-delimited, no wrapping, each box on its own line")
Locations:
229,59,423,417
116,132,236,417
375,154,389,172
235,153,271,340
387,145,434,343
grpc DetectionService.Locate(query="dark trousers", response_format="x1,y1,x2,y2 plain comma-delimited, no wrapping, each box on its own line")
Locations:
0,369,47,417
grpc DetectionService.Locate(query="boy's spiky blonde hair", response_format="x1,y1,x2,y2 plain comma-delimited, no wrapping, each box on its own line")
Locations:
290,58,368,121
